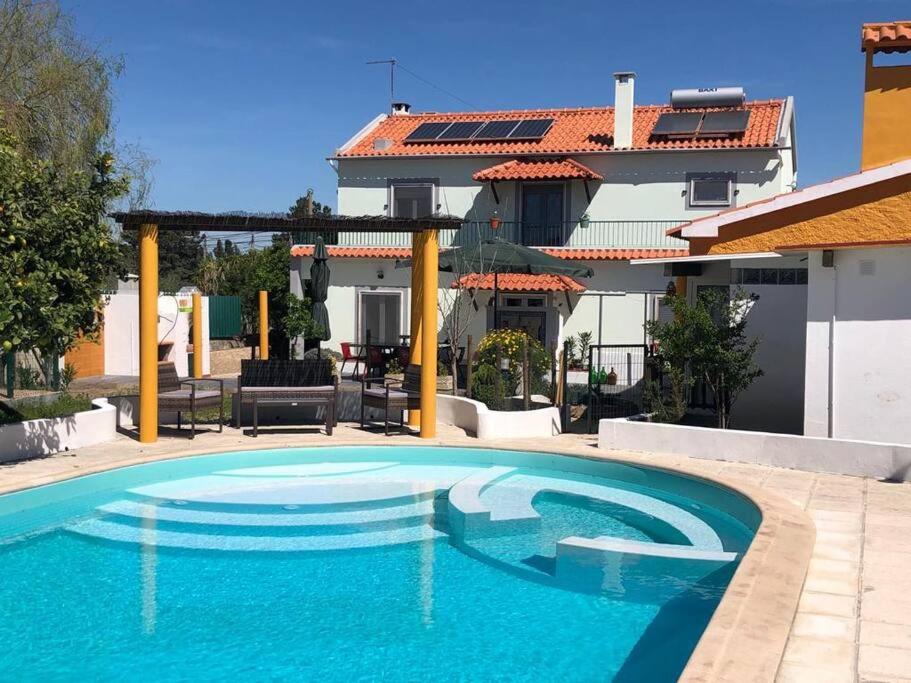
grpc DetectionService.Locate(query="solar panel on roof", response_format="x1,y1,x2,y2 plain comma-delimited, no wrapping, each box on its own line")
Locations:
508,119,554,140
436,121,485,140
698,110,751,136
404,122,453,142
473,120,520,139
651,112,703,137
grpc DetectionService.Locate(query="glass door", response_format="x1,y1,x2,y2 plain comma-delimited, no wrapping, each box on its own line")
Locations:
359,292,402,345
521,184,564,246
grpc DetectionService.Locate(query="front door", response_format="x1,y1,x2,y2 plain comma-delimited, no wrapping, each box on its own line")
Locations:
521,184,564,246
359,291,402,345
498,311,547,345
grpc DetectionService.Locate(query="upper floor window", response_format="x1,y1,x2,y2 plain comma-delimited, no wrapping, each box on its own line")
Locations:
687,173,735,208
391,183,434,218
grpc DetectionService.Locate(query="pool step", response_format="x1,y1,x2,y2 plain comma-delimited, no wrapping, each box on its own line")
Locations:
555,535,738,598
67,518,444,552
97,498,436,529
447,467,536,539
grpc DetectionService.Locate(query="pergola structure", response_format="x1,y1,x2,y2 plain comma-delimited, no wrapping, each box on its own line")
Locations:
112,211,463,443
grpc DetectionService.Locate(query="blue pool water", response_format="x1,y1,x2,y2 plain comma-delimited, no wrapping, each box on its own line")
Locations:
0,447,759,681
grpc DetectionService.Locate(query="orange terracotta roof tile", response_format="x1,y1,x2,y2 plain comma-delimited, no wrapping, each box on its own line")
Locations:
452,273,586,293
539,248,689,260
473,157,602,182
337,100,783,159
290,245,689,261
862,21,911,53
290,245,412,258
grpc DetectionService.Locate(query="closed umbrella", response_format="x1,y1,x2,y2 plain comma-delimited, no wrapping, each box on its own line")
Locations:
396,238,593,326
310,236,331,345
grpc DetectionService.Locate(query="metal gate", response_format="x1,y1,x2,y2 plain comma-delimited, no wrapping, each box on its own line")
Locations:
586,344,651,432
208,296,242,339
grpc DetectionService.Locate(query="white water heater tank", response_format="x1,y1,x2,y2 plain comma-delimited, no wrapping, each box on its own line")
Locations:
671,87,745,109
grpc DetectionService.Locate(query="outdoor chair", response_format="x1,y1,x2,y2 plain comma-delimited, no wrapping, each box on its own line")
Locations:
360,364,421,435
157,361,224,439
339,342,364,378
237,359,338,437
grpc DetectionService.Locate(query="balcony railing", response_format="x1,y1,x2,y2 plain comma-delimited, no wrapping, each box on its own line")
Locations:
298,220,688,250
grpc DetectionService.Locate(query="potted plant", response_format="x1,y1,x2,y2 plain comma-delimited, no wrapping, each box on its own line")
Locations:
580,212,591,229
437,361,453,392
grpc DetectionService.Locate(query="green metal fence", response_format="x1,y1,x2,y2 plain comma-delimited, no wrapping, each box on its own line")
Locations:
208,296,242,339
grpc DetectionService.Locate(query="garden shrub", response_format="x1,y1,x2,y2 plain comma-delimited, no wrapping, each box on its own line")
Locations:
472,329,551,407
469,363,505,411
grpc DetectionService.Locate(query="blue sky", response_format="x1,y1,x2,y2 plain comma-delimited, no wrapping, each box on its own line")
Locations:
64,0,907,213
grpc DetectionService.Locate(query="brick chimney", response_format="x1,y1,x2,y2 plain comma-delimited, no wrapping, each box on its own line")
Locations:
861,22,911,170
613,72,635,149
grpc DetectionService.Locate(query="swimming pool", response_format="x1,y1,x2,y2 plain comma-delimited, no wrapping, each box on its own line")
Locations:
0,446,759,681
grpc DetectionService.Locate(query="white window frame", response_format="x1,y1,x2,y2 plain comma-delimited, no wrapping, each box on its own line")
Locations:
356,288,406,344
687,173,735,208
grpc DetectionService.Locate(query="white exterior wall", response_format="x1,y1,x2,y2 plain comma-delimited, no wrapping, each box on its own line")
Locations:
103,294,211,377
336,148,792,237
295,253,669,354
804,247,911,445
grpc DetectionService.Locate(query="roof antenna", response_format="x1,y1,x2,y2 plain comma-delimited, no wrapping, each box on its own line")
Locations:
367,58,396,113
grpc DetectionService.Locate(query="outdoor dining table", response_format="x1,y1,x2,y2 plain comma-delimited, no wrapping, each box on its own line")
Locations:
346,342,464,377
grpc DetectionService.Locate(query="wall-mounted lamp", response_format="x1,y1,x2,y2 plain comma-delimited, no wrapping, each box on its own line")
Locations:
377,268,385,280
665,280,677,297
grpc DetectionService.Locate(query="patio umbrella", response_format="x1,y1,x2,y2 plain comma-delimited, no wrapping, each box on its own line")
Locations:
310,236,331,344
396,238,593,326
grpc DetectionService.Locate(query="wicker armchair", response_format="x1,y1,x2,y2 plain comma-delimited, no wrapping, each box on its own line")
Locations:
157,362,224,439
360,364,422,435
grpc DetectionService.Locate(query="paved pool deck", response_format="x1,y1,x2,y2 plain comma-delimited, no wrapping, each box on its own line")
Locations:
0,425,908,682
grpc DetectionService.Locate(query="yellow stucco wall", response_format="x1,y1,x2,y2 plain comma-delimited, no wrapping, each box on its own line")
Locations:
689,175,911,255
862,53,911,171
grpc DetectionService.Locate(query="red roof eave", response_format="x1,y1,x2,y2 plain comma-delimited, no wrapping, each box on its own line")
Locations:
452,273,586,293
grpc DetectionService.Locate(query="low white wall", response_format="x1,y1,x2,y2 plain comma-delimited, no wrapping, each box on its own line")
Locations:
598,418,911,481
0,398,117,463
437,394,562,440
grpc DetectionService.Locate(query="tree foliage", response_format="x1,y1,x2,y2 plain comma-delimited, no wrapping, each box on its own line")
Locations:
645,288,763,428
0,0,121,172
197,235,296,338
120,229,205,292
0,125,129,358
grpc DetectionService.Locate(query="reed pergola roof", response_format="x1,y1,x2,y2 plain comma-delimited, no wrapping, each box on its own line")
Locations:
111,210,463,232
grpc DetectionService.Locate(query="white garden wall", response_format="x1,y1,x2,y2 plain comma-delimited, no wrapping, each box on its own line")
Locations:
0,398,117,463
598,418,911,481
436,394,561,439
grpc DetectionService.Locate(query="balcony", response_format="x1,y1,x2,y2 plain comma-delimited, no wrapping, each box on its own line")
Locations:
296,220,688,250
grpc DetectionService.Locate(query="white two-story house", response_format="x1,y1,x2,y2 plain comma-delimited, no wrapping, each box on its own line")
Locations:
291,73,797,375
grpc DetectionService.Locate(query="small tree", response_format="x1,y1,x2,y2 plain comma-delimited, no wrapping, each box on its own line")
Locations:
0,125,129,370
283,295,319,359
645,288,762,429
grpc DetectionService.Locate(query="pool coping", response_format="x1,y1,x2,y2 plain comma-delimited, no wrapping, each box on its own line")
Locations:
0,437,814,682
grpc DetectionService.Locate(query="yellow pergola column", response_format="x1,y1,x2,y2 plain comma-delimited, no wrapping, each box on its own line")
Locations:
192,292,203,378
258,290,269,360
139,223,159,443
408,231,425,427
419,229,438,439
